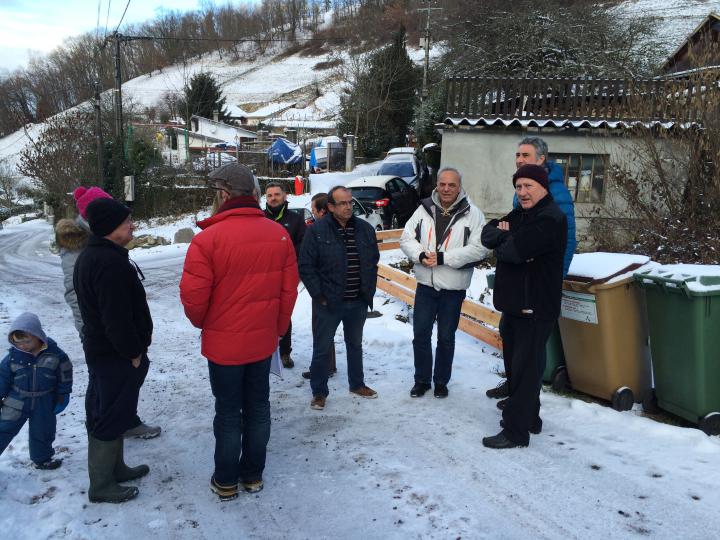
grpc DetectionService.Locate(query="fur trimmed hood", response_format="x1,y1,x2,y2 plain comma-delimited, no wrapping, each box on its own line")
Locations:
55,217,89,250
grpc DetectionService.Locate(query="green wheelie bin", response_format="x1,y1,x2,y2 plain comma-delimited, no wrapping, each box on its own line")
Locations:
635,267,720,435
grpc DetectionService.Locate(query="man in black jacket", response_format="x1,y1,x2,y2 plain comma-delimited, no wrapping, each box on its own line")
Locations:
480,165,567,449
299,186,380,411
265,182,306,368
74,198,154,502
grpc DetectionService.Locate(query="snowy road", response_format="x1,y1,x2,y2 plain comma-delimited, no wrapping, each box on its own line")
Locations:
1,219,719,540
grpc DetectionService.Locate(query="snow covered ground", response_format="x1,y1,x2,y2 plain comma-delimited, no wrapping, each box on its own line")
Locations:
1,218,719,540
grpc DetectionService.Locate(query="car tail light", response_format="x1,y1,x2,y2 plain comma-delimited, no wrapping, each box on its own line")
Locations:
375,198,390,208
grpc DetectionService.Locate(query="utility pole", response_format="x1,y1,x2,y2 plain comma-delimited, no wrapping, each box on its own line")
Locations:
417,3,442,102
94,79,105,188
112,32,124,146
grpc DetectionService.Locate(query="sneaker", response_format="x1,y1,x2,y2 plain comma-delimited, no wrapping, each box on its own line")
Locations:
410,383,431,398
486,379,509,399
34,458,62,470
124,423,162,439
500,418,542,435
242,479,264,494
497,398,509,410
310,395,326,410
210,476,238,501
482,432,527,449
434,384,449,398
281,354,294,369
350,386,378,399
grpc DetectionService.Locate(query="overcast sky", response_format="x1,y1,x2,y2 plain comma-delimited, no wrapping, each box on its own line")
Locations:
0,0,259,73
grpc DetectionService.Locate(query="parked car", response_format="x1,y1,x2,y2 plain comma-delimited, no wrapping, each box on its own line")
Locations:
386,147,417,156
346,175,419,229
288,206,314,226
376,153,430,194
352,198,383,231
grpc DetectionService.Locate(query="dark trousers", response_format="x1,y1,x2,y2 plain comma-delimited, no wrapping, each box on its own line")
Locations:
412,284,466,386
208,358,271,486
0,395,56,464
310,299,367,397
85,355,149,441
500,315,554,445
279,320,292,356
312,305,336,372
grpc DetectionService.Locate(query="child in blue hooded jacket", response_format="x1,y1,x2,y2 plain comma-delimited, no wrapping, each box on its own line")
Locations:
0,312,73,469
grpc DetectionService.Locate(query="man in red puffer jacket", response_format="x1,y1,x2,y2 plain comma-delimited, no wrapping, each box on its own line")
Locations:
180,163,298,501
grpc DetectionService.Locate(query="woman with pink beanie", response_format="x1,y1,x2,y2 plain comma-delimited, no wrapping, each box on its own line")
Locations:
54,186,161,440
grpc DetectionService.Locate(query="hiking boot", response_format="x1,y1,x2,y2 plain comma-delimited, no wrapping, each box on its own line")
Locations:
124,422,161,440
434,384,449,399
497,398,509,410
303,369,336,379
210,476,238,501
482,432,527,449
350,386,378,399
486,379,509,399
310,395,326,410
34,458,62,470
242,479,264,494
114,438,149,482
88,436,140,503
281,354,294,369
410,383,431,398
500,418,542,435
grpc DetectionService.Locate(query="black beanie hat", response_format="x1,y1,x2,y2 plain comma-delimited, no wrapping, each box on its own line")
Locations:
86,198,131,237
513,164,549,191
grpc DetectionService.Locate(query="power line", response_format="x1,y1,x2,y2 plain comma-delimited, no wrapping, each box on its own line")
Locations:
118,34,349,44
115,0,132,33
105,0,112,38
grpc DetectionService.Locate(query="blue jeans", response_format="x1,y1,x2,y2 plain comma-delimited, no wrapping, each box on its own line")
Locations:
310,299,368,397
412,284,466,386
208,358,271,486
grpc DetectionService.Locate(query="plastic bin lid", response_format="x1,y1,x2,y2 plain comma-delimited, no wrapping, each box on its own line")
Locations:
635,264,720,296
566,253,652,285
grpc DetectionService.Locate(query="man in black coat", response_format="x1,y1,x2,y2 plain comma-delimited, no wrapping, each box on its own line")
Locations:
480,164,567,449
299,186,380,411
265,182,306,368
74,198,154,502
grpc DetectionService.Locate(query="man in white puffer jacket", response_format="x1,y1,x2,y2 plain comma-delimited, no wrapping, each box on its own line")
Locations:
400,167,488,399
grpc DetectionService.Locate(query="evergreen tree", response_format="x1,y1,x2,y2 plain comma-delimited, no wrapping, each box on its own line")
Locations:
338,26,420,158
179,72,229,123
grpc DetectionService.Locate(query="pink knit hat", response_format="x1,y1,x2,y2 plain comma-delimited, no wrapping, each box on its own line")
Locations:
73,186,113,218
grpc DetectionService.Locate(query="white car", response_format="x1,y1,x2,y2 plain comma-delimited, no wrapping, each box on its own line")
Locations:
288,197,383,230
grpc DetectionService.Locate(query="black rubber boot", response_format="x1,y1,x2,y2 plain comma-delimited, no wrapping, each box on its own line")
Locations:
88,435,139,503
114,438,150,482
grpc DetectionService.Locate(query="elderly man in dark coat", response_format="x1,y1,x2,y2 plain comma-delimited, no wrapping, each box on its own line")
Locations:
74,198,153,503
481,164,567,449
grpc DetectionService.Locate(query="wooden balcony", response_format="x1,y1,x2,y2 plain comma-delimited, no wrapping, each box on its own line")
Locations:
445,76,717,123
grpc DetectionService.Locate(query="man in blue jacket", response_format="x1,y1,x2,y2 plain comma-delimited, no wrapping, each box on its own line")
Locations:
299,186,380,411
486,136,576,402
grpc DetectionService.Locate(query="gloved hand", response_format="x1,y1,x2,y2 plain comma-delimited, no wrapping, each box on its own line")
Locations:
54,394,69,415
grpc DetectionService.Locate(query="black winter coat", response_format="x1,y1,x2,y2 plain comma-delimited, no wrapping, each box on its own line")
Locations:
299,215,380,309
73,236,153,370
265,202,306,261
481,194,567,321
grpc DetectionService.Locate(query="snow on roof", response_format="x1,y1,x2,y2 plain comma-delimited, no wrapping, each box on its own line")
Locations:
226,104,249,117
568,253,652,282
440,117,689,130
265,119,336,129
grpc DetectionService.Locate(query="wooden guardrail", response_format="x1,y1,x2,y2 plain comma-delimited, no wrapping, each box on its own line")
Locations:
376,228,403,251
376,263,502,350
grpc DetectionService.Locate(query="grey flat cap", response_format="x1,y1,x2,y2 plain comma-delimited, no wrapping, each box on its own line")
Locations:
209,163,259,194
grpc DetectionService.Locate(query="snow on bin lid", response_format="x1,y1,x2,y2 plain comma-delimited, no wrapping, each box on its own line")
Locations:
636,264,720,293
567,253,652,283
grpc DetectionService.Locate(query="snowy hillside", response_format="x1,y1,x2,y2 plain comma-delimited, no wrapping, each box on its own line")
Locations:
615,0,720,57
